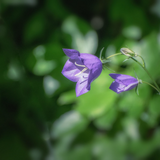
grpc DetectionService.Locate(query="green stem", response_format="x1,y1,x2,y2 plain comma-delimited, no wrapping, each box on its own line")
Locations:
142,80,159,93
131,57,142,67
105,53,122,59
137,55,146,68
143,67,160,91
99,47,104,60
131,57,160,93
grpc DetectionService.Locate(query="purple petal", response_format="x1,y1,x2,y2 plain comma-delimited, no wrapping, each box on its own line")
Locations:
76,74,90,97
109,73,139,94
117,78,138,86
109,81,126,94
109,73,138,86
109,73,135,80
80,53,102,70
62,60,80,82
63,49,80,59
123,81,138,91
87,63,102,90
69,58,84,69
79,53,102,89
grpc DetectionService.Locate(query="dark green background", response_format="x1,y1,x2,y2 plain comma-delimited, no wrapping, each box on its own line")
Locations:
1,0,160,160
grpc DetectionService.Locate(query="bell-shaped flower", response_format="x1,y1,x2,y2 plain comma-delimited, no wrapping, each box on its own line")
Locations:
62,49,102,96
109,73,139,94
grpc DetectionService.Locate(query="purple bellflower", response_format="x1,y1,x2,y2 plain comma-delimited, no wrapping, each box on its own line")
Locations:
109,73,139,94
62,49,102,97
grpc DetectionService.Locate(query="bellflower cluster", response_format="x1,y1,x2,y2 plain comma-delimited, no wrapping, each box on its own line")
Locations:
62,49,102,96
62,47,160,96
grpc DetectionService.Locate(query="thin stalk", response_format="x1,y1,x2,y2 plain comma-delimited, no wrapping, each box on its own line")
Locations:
142,80,159,93
143,67,160,91
131,57,160,93
137,55,146,68
105,53,122,59
131,57,142,67
102,52,122,64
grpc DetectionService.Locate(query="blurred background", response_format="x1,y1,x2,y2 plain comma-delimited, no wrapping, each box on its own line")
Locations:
0,0,160,160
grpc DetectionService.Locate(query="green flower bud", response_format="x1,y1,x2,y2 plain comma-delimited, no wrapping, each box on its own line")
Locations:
120,48,137,57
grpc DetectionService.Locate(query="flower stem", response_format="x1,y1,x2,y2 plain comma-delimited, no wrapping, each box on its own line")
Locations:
101,53,122,64
137,55,146,68
106,53,122,59
142,80,160,93
143,67,160,91
131,57,160,93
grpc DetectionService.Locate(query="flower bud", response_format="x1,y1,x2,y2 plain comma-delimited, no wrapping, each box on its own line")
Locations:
120,48,137,57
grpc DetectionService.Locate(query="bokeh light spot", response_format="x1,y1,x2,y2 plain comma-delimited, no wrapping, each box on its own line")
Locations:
43,76,60,95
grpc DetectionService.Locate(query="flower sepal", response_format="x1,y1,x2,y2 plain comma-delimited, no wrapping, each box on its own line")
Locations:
135,85,139,95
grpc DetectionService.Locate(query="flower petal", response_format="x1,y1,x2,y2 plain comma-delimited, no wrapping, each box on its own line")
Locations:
62,60,80,82
109,73,134,80
76,73,89,97
79,53,102,89
63,49,80,59
87,63,102,90
109,73,138,86
109,81,126,94
80,53,102,70
124,81,138,91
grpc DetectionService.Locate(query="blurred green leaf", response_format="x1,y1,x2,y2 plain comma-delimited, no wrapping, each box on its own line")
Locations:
51,110,88,138
24,11,46,44
94,107,118,130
